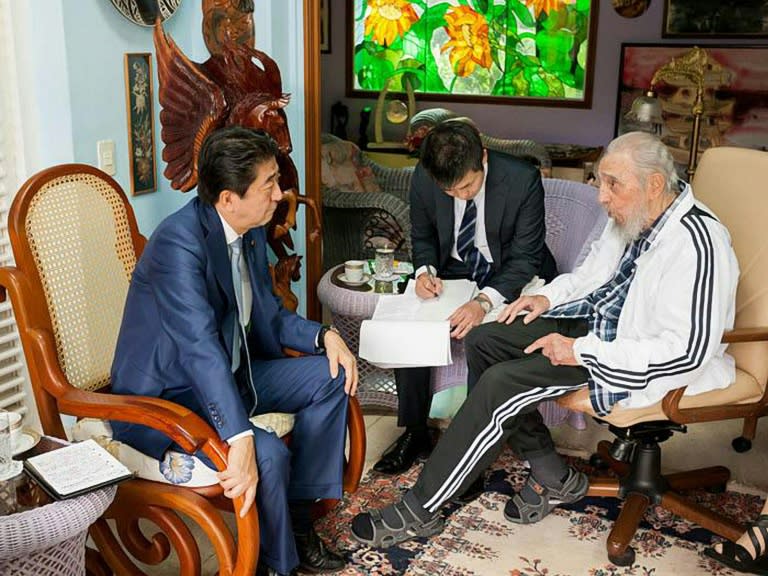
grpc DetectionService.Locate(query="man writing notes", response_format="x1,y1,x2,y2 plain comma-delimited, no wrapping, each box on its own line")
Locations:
353,131,739,547
111,127,357,576
373,120,557,475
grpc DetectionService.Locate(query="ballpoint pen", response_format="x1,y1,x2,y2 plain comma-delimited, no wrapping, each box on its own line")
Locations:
426,267,439,298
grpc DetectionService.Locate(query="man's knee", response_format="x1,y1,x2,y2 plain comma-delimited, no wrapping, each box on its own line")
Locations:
256,433,292,483
465,323,495,355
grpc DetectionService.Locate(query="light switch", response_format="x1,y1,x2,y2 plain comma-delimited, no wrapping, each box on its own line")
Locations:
97,140,116,175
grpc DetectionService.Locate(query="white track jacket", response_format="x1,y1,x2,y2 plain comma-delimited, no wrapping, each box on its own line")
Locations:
535,184,740,410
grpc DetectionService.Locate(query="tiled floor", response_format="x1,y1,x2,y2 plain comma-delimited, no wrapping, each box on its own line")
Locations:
110,409,768,574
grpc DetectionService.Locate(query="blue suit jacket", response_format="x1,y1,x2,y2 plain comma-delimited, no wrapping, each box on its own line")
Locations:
110,197,321,460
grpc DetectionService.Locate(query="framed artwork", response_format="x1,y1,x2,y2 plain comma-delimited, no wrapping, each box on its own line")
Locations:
124,53,157,195
321,0,331,53
615,44,768,168
347,0,599,108
662,0,768,38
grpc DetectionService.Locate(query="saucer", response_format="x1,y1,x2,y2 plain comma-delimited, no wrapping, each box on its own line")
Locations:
337,271,371,286
12,428,41,456
0,459,22,481
373,272,401,282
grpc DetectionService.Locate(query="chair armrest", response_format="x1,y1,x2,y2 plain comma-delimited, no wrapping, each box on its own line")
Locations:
722,327,768,343
57,388,229,470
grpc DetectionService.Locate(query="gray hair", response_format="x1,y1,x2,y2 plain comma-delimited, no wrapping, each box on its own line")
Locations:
604,132,679,195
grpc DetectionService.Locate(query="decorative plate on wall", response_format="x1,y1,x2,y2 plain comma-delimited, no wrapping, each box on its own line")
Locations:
612,0,652,18
109,0,182,27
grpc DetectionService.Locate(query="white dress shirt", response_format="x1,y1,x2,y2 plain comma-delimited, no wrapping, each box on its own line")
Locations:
217,211,254,444
416,163,505,308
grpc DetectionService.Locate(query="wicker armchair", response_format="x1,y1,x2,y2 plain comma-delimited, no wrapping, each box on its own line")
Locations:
405,107,552,172
321,133,414,270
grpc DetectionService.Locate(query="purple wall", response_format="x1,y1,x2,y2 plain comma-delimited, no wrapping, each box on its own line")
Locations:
321,0,767,147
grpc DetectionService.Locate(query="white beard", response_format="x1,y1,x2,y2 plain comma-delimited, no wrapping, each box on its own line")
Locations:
616,202,651,244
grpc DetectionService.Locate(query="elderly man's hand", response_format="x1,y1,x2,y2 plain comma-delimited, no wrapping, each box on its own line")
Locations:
525,333,578,366
218,435,258,518
497,295,550,325
324,329,359,396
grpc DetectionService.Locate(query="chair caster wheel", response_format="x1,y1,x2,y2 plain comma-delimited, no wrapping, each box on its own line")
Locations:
589,453,608,469
732,437,752,453
608,546,635,567
708,483,727,494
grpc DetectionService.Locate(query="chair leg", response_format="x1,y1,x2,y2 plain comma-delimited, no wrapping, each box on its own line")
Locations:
586,477,621,498
733,415,758,453
606,492,650,567
661,490,744,542
665,466,730,491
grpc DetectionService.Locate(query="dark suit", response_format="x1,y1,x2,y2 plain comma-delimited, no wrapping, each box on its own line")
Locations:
110,197,348,574
397,151,557,427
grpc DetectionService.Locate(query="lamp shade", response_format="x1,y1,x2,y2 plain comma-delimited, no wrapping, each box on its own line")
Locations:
623,90,663,136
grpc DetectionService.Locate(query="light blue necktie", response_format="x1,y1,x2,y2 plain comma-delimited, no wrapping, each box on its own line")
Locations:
230,237,244,373
230,237,257,413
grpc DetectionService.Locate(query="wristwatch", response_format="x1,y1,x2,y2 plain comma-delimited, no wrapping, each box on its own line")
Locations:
316,324,339,353
473,294,493,314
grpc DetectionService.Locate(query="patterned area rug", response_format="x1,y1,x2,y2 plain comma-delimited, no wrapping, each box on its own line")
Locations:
317,449,762,575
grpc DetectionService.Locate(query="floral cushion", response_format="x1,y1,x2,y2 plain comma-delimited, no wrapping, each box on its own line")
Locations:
71,413,296,487
321,134,381,193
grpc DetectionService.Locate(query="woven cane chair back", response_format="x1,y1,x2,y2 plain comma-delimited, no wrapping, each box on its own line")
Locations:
13,166,139,392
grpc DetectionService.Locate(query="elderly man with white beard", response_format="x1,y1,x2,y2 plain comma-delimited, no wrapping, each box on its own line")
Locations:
350,131,740,547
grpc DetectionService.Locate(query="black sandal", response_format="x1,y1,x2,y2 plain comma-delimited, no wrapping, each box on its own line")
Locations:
705,514,768,575
350,495,444,549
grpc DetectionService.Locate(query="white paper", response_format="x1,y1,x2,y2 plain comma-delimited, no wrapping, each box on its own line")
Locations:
360,279,476,368
360,320,452,368
26,438,132,497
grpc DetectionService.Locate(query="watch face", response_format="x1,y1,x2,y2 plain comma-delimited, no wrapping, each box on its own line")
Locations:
109,0,182,27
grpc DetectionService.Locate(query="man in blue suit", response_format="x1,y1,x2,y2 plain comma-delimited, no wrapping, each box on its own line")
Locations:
111,126,357,576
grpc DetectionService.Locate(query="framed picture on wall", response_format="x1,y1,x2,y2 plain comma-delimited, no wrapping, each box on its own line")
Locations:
615,43,768,169
124,53,157,196
663,0,768,37
347,0,600,108
320,0,331,53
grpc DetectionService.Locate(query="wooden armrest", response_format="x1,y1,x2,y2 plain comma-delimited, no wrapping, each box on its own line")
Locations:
57,388,229,470
722,327,768,343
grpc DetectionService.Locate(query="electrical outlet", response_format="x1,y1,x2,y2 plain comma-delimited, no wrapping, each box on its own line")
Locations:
97,140,116,175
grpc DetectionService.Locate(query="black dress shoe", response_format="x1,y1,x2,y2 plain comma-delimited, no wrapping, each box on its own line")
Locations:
373,430,432,475
295,528,345,574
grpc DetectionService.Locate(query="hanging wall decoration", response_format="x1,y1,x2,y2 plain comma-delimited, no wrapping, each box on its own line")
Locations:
124,53,157,195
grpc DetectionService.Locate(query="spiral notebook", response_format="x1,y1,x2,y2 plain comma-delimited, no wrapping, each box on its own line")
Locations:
23,438,134,500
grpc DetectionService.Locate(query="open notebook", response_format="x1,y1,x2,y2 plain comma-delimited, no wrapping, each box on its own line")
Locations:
24,438,133,500
359,279,477,368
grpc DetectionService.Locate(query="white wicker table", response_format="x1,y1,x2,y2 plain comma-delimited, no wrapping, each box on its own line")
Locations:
0,473,115,576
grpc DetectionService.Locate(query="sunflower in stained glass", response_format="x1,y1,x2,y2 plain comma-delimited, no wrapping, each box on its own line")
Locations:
524,0,576,18
364,0,420,47
441,6,492,78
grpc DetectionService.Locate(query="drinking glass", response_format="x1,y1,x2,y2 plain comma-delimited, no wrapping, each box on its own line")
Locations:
374,247,395,279
0,411,11,478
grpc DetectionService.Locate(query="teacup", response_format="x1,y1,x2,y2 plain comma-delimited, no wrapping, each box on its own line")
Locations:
344,260,365,283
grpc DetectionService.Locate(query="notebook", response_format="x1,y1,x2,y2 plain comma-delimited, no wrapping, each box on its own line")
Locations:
23,438,133,500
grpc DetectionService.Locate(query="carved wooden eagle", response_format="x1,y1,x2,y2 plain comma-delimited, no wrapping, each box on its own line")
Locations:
153,21,296,195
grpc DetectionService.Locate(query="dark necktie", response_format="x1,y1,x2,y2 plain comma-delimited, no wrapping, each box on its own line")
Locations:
456,199,491,286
